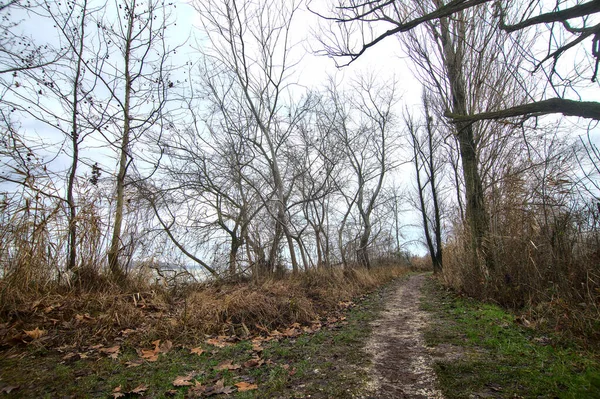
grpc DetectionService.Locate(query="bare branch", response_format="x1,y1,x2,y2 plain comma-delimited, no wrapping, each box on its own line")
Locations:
446,98,600,122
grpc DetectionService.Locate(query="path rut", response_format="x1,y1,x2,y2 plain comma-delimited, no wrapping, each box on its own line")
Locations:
362,273,443,399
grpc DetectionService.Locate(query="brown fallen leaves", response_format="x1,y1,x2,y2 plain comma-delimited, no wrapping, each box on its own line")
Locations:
173,373,195,387
190,379,236,397
24,327,46,340
214,360,241,371
205,336,234,348
243,357,264,368
59,343,121,362
138,339,172,362
190,346,204,356
99,345,120,359
170,377,241,397
235,381,258,392
112,384,147,398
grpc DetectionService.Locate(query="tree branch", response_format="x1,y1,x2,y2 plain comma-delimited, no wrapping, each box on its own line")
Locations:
445,98,600,122
317,0,493,65
500,1,600,32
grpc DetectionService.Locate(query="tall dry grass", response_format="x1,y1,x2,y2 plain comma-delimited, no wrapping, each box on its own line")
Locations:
0,264,408,349
442,194,600,341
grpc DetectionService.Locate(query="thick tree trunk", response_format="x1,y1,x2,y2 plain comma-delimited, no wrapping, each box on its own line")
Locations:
437,8,492,272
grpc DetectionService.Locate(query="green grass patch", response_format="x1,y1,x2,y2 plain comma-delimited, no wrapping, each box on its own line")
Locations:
422,277,600,398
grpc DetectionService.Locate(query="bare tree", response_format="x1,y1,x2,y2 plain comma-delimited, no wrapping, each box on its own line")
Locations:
323,74,399,269
313,0,600,120
90,0,177,279
193,0,307,275
0,0,109,276
315,0,536,272
405,91,444,273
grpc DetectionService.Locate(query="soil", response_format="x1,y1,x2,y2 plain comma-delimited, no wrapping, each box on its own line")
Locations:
361,273,444,399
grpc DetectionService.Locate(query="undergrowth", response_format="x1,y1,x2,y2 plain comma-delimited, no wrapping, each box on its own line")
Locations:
0,265,407,351
422,276,600,399
0,267,403,398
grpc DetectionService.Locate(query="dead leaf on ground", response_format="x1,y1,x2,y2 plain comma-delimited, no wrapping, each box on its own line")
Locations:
139,339,172,362
130,384,148,395
140,348,159,362
204,379,235,396
187,381,206,397
190,347,204,356
251,342,263,352
24,327,45,340
283,327,300,337
243,357,264,368
215,360,241,371
120,328,136,336
205,337,233,348
235,381,258,392
302,323,322,334
100,345,120,359
112,386,125,399
172,374,195,387
159,340,173,353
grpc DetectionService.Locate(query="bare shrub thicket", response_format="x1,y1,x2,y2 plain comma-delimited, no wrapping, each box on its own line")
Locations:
441,130,600,337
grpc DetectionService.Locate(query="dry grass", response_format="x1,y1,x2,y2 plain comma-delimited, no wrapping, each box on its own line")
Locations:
0,265,408,352
441,208,600,343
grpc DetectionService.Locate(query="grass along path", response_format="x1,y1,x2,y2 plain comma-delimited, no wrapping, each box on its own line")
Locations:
421,276,600,398
0,276,403,398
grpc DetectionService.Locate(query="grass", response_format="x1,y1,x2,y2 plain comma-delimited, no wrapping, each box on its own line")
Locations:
421,276,600,399
0,271,402,398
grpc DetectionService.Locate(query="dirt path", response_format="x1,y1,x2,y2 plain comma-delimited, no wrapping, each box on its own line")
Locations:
362,273,443,399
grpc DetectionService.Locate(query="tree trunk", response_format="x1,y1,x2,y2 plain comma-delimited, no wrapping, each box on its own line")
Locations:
107,3,135,281
437,9,492,272
229,236,240,277
66,0,88,273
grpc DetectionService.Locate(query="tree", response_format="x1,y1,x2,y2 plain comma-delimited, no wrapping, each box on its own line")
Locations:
315,0,539,272
193,0,307,275
91,0,177,279
0,0,110,276
405,91,444,273
313,0,600,121
322,75,399,269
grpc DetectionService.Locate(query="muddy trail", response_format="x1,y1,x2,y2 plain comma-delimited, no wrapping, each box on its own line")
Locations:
362,273,444,399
